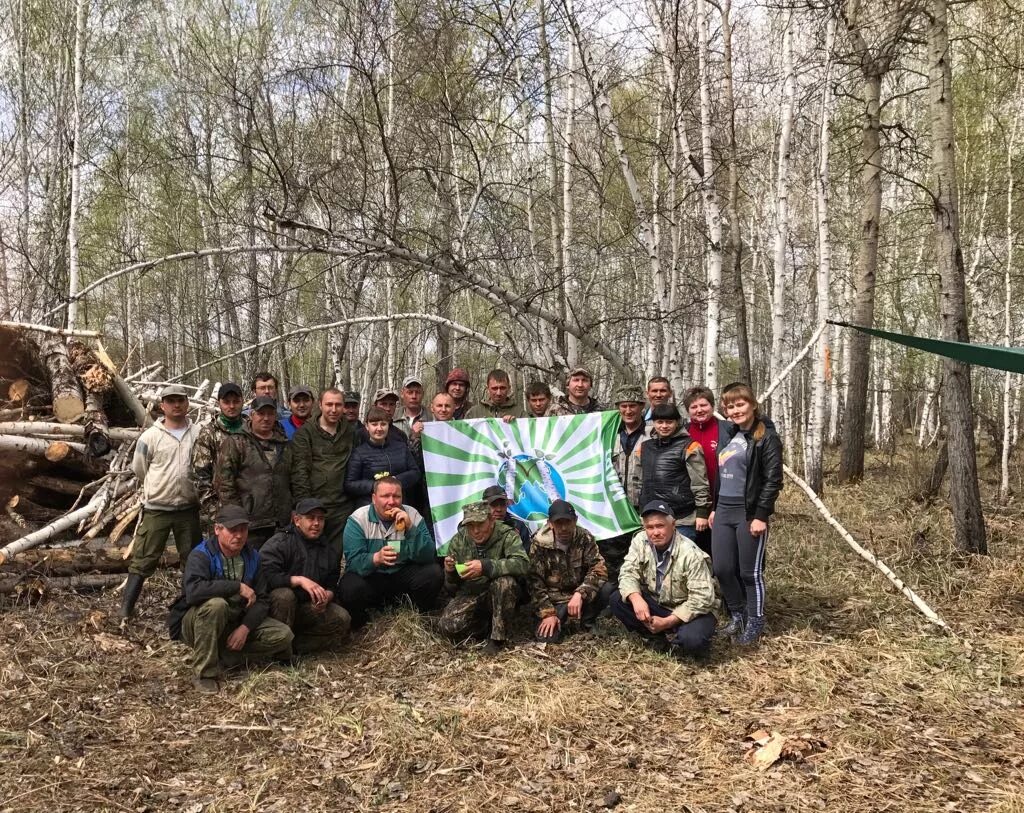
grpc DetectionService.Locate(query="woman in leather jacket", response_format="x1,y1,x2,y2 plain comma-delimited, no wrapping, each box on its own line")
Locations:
709,383,783,645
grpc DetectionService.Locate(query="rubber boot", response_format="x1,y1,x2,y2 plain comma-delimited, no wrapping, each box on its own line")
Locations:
719,611,745,637
737,615,765,646
118,574,145,619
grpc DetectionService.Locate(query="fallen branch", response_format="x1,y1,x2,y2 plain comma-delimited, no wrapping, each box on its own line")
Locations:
0,434,88,458
0,421,139,443
782,463,952,633
0,320,101,338
39,335,86,422
95,342,152,427
0,545,177,576
169,313,504,382
760,320,828,403
0,573,125,595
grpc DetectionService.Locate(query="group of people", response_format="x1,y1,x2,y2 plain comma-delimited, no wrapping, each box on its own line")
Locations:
121,367,782,693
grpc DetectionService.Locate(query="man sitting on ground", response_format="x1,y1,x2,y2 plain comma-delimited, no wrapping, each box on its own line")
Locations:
168,505,294,694
482,484,531,552
339,477,442,627
530,499,608,644
438,500,529,655
609,501,718,658
261,498,351,655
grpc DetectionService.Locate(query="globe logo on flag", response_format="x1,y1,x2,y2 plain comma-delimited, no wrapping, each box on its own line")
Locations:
421,411,641,548
497,453,567,521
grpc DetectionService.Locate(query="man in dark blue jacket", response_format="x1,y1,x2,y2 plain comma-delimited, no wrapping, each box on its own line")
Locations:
168,505,294,694
261,498,351,654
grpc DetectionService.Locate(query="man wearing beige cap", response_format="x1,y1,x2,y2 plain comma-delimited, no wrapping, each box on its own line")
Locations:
121,384,202,620
394,376,429,438
551,367,604,416
438,500,529,655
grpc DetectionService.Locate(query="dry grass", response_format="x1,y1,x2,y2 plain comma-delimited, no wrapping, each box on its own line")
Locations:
1,448,1023,812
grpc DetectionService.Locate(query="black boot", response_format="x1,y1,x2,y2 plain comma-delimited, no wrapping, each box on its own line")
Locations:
118,574,145,619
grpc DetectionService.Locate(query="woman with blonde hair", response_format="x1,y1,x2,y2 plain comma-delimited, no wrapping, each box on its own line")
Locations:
710,382,783,645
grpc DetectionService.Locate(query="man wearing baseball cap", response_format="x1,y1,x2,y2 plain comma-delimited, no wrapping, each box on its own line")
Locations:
550,367,604,416
482,484,531,552
168,505,294,694
444,368,473,420
394,375,429,438
438,499,529,655
283,385,316,441
215,395,291,550
529,499,608,644
190,382,247,540
120,384,202,621
602,384,648,586
260,498,351,654
609,500,718,658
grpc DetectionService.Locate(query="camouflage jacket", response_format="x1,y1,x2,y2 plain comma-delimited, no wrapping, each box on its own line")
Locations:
214,424,292,530
549,395,604,416
444,522,529,596
528,523,607,618
618,529,718,622
189,416,246,523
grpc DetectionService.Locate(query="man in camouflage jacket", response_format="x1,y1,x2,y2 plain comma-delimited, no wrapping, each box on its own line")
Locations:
190,382,247,537
438,501,529,654
529,500,608,643
214,396,292,549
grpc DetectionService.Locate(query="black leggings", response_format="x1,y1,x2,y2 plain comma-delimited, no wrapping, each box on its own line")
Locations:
711,502,768,618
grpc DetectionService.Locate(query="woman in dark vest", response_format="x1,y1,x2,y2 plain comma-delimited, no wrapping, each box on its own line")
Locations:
710,382,783,646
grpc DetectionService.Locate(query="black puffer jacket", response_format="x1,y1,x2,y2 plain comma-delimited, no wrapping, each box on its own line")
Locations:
635,425,711,520
715,420,783,522
344,435,421,507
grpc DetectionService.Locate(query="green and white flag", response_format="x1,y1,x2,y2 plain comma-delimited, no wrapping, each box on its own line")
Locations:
421,411,641,549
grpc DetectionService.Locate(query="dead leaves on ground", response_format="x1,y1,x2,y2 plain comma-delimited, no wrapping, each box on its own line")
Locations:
743,727,829,771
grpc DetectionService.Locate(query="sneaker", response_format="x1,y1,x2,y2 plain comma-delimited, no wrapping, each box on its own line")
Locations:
482,639,506,656
719,611,745,637
192,676,219,694
736,615,765,646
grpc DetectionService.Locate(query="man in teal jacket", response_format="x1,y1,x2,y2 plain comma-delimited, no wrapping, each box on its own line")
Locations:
339,476,442,627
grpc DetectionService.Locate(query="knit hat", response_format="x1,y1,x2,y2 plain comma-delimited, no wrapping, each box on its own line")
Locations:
445,368,471,387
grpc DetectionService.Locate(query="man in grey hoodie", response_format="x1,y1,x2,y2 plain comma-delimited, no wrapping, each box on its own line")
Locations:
120,385,202,620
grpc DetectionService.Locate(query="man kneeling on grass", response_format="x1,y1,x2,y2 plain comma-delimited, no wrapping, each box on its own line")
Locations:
530,499,609,644
168,505,294,694
438,501,530,655
610,501,718,658
260,498,351,655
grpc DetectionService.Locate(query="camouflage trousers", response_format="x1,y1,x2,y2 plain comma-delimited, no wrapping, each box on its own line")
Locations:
438,575,518,642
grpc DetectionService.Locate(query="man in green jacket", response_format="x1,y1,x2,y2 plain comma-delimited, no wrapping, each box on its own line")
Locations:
439,501,530,654
466,369,526,420
190,381,247,539
290,388,355,548
215,396,291,549
610,500,718,658
529,500,608,644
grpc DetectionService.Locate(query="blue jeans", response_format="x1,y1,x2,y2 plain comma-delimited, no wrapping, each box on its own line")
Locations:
609,589,716,654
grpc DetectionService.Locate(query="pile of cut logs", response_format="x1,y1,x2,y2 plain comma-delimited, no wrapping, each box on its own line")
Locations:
0,323,216,601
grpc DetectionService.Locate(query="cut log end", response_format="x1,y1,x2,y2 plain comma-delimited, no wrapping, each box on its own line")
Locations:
44,441,72,462
53,395,86,423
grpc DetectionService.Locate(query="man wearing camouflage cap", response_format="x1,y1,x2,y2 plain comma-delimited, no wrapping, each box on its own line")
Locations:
438,500,530,655
601,384,649,585
190,382,247,541
550,367,604,416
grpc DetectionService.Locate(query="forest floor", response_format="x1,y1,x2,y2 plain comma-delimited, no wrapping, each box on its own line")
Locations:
1,445,1022,813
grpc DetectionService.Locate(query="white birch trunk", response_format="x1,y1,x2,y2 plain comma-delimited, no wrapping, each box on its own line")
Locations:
66,0,88,331
769,13,795,409
562,16,578,366
697,0,724,390
1001,91,1019,502
806,16,835,494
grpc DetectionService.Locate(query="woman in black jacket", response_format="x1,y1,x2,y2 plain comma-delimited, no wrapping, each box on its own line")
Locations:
345,407,422,508
710,383,783,646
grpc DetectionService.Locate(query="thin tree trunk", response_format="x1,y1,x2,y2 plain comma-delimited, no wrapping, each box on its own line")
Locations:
66,0,88,331
928,0,986,554
1000,78,1019,503
806,16,836,495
